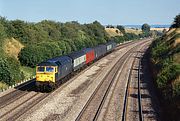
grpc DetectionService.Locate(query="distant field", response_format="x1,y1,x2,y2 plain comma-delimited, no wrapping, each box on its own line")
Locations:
106,27,169,36
150,28,169,31
105,28,123,37
125,28,142,35
125,27,170,34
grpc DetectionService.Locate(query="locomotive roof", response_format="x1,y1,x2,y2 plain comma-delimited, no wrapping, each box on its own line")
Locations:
38,56,72,66
47,56,71,62
37,62,58,66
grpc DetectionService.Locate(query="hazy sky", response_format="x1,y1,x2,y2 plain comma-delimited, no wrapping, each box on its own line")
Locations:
0,0,180,25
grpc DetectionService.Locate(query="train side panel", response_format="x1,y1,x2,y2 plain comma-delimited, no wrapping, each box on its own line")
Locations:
107,44,112,51
106,41,117,52
68,51,86,71
82,48,95,64
112,41,117,49
47,56,73,81
94,45,106,59
57,57,73,80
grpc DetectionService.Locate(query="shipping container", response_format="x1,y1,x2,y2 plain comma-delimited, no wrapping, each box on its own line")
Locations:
94,44,107,59
106,41,117,52
68,51,86,71
112,41,117,49
82,48,95,64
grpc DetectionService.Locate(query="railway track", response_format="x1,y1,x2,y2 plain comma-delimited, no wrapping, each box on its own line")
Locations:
0,40,138,107
121,46,145,121
3,93,49,121
0,91,49,121
75,40,149,121
0,80,35,109
0,39,149,121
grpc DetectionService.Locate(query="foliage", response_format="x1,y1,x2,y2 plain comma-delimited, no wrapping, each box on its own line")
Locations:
0,20,23,86
124,33,139,40
171,14,180,28
0,17,141,87
141,23,150,33
150,28,180,120
0,22,6,42
117,25,125,34
106,25,114,28
18,42,62,67
0,55,24,85
0,82,8,90
20,66,35,79
113,36,126,43
112,33,139,44
0,21,7,53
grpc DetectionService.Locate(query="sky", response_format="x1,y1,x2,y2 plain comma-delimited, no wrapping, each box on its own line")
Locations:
0,0,180,25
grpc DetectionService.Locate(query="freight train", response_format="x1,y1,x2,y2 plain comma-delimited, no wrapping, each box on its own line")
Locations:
36,41,117,90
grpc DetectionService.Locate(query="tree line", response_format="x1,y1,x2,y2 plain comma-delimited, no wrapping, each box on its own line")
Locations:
0,17,145,87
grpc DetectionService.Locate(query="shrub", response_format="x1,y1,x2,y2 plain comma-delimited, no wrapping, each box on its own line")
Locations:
18,42,63,67
171,14,180,28
0,56,24,85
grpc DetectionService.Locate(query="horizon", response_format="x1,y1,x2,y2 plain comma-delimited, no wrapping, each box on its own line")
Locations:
0,0,180,25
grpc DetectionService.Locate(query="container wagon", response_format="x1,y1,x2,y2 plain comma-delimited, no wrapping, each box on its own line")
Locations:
94,44,107,59
82,48,95,64
68,50,86,71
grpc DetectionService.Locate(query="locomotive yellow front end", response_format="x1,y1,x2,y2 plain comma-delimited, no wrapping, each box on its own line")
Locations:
36,66,57,89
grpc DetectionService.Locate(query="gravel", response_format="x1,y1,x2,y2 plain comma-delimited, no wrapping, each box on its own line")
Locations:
2,40,145,121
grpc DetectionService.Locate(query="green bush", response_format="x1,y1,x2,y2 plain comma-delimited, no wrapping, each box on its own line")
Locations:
18,42,63,67
113,36,125,43
171,14,180,28
150,37,180,100
0,56,24,85
117,25,125,34
150,32,180,120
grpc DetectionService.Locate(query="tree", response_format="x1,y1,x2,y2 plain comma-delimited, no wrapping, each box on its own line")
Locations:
162,28,167,33
141,23,150,33
0,56,23,85
0,23,6,43
171,14,180,28
117,25,125,34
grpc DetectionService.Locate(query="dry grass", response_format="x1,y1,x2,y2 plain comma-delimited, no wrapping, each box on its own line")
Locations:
166,28,176,36
125,28,142,35
174,38,180,46
0,82,8,90
165,28,180,66
174,53,180,64
165,28,180,47
175,28,180,46
150,28,169,31
105,28,123,37
3,38,24,60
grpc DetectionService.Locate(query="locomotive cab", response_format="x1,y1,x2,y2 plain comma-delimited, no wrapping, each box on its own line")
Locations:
36,66,57,83
36,61,58,89
35,56,73,91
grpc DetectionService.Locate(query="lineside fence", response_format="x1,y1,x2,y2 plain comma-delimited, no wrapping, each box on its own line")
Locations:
0,75,36,92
